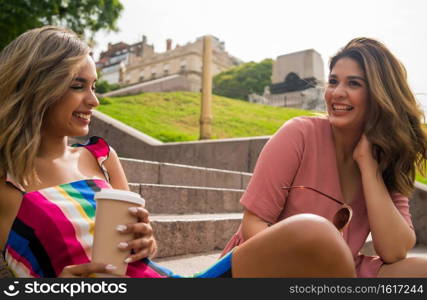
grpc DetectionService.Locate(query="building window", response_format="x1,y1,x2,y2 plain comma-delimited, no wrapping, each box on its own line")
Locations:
163,64,169,76
151,72,156,79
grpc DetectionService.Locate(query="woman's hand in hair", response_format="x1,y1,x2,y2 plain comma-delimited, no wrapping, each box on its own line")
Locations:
116,206,157,263
59,263,127,278
353,134,378,168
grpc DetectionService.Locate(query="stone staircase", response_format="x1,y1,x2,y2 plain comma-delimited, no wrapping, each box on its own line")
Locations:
120,157,427,276
120,158,250,260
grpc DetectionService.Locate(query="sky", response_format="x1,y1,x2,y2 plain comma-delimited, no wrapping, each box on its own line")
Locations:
93,0,427,103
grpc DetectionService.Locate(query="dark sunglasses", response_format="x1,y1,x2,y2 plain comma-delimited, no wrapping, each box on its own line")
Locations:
282,185,353,233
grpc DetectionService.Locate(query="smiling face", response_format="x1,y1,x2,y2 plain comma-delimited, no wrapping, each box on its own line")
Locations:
42,55,99,138
324,57,369,133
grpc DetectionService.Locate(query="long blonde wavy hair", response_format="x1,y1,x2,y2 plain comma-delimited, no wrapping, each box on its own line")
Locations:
0,26,90,187
330,38,427,196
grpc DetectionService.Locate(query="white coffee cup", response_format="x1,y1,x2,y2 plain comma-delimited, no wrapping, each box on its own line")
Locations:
92,189,145,276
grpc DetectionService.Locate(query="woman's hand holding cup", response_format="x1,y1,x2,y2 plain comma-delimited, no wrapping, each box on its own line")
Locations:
116,206,157,263
92,189,147,276
59,262,128,278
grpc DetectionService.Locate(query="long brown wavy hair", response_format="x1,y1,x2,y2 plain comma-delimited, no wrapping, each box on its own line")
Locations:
0,26,90,187
330,37,427,196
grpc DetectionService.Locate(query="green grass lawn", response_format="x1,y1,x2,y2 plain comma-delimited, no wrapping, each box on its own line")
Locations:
97,91,318,142
97,91,427,184
416,173,427,185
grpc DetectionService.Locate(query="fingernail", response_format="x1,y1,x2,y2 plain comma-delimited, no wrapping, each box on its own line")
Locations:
105,264,117,270
118,242,128,249
116,225,127,232
128,207,138,213
124,257,132,263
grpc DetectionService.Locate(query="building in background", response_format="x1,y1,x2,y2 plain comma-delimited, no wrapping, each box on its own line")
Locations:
249,49,326,111
96,35,241,96
96,36,154,84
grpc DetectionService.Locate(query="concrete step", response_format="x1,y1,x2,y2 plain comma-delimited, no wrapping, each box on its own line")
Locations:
154,246,427,277
129,183,244,214
150,213,242,258
121,158,251,190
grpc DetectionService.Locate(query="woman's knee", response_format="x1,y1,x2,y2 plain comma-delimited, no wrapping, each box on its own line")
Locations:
272,214,355,266
233,213,356,277
273,213,341,245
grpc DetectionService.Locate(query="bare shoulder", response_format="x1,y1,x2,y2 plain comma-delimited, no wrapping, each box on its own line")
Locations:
105,146,119,162
103,147,122,171
0,177,22,211
103,147,129,190
0,177,23,249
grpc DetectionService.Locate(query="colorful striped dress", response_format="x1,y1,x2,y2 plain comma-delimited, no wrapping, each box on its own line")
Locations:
4,136,232,278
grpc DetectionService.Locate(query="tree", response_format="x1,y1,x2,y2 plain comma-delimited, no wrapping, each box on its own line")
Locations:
0,0,124,50
95,79,120,94
213,59,273,101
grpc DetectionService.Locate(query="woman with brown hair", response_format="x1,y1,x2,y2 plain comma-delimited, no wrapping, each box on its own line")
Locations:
222,37,427,277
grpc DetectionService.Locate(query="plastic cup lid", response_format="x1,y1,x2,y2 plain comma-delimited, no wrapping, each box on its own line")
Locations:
94,189,145,206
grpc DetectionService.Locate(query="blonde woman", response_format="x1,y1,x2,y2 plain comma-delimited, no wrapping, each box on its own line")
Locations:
0,26,157,277
1,26,359,278
222,38,427,277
